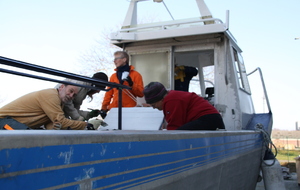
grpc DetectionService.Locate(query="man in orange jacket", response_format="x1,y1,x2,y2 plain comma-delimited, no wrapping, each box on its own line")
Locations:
101,51,144,117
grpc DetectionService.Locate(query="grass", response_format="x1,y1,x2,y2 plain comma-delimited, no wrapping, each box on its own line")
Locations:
275,149,299,162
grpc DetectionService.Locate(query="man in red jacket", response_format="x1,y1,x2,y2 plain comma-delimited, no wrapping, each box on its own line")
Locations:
143,82,225,130
101,51,144,116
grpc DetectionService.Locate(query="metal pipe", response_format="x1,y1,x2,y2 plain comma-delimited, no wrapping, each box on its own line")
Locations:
118,18,223,32
0,56,131,131
0,67,110,91
118,88,122,130
0,56,131,90
247,67,271,113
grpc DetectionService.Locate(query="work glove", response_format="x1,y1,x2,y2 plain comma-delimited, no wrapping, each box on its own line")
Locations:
174,65,185,76
53,122,62,130
123,76,133,86
86,123,95,130
88,109,101,118
88,119,103,130
99,110,107,119
77,116,85,121
121,71,129,80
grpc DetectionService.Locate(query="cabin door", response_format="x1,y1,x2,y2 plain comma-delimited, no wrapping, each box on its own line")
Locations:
129,48,215,97
173,50,215,98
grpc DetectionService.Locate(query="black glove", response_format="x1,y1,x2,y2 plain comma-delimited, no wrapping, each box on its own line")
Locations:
86,123,95,130
88,109,101,118
99,110,107,119
124,76,133,86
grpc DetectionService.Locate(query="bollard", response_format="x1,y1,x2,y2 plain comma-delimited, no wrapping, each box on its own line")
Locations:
261,159,286,190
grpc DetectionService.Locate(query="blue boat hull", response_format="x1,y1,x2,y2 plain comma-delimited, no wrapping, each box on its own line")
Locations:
0,130,263,190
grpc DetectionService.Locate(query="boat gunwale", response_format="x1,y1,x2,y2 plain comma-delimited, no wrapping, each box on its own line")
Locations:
0,130,262,149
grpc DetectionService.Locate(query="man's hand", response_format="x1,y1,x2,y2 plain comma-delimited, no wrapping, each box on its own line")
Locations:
124,76,133,86
99,110,107,119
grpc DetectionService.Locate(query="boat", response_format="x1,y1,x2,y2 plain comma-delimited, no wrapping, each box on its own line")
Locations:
0,0,283,189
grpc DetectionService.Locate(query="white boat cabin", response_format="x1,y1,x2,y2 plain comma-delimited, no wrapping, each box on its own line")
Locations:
107,0,271,132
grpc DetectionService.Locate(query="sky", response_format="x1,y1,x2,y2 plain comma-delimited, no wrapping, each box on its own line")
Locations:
0,0,299,131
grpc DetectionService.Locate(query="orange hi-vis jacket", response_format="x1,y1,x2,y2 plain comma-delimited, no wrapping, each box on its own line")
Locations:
101,65,144,111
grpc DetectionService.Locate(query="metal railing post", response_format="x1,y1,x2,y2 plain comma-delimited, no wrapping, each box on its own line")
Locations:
118,88,122,130
247,67,272,113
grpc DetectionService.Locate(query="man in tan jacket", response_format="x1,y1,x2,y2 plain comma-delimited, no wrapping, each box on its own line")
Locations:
0,83,99,130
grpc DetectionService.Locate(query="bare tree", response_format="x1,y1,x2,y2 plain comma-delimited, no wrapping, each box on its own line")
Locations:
75,16,162,110
77,27,122,77
0,95,7,107
77,10,162,76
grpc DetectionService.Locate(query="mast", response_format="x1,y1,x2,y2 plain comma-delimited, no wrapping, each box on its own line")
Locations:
122,0,213,28
122,0,138,29
196,0,214,24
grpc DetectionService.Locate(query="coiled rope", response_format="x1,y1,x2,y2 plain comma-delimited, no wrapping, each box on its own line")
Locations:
255,123,278,166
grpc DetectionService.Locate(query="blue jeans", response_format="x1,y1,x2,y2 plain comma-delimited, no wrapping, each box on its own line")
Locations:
0,117,29,130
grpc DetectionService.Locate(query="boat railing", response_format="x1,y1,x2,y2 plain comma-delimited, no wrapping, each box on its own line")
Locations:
0,56,131,130
118,17,224,33
247,67,271,113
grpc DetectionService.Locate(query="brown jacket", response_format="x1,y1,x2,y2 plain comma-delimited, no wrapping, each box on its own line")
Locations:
0,88,86,130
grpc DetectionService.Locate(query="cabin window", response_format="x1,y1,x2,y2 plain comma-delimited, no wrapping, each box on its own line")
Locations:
189,74,200,94
188,65,214,96
130,52,170,89
203,65,214,87
233,49,251,93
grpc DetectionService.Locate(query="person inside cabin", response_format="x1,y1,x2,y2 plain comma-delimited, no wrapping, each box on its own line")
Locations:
55,72,108,121
143,81,225,130
0,82,102,130
174,65,198,92
100,51,144,118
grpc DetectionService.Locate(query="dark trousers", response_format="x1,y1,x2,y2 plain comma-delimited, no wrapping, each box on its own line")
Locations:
177,113,225,130
0,117,29,130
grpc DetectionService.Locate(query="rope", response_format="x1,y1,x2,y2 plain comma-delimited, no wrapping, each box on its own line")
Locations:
123,89,143,107
255,123,278,166
123,89,137,102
